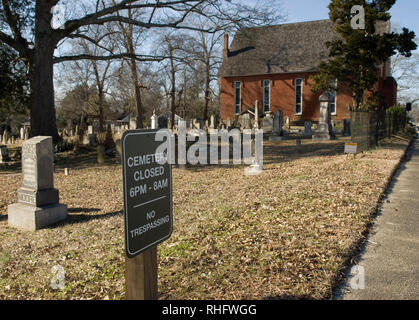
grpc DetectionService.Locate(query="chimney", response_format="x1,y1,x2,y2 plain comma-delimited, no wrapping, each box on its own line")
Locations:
223,33,229,59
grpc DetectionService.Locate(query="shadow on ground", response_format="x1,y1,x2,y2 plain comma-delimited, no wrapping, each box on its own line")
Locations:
50,208,123,228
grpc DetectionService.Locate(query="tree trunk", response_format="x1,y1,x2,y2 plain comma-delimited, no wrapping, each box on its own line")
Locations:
129,59,144,129
170,55,176,129
98,87,105,132
203,67,210,121
29,1,59,142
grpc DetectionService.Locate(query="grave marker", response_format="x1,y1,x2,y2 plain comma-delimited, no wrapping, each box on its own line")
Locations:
0,145,9,163
8,136,67,230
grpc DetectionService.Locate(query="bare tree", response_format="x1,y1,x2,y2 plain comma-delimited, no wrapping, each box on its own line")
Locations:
156,33,188,129
392,40,419,105
0,0,285,141
113,4,148,128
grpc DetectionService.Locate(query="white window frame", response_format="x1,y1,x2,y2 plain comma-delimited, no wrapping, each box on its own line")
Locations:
330,79,337,115
263,80,270,113
294,78,303,115
234,81,241,115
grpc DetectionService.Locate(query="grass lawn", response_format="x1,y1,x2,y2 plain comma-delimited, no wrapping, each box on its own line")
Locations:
0,135,411,299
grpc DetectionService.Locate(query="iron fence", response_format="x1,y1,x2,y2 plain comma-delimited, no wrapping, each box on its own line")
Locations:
350,110,407,153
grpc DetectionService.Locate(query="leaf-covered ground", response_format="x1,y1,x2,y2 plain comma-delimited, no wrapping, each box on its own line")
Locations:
0,135,411,299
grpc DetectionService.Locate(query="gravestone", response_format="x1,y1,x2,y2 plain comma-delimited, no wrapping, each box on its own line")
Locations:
273,110,283,135
130,118,138,130
284,116,290,129
0,145,10,163
158,116,168,129
262,113,273,133
209,115,215,129
304,121,312,136
24,127,29,140
226,118,232,128
8,136,67,231
83,133,97,147
2,130,9,145
20,128,25,140
313,92,335,141
343,119,351,137
269,110,286,141
151,111,157,129
192,119,201,130
241,113,251,129
88,125,94,134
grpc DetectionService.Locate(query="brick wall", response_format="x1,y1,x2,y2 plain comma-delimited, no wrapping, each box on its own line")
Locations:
220,72,354,122
220,72,398,122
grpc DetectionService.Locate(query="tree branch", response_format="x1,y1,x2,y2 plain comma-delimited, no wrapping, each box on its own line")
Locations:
0,30,32,59
0,0,32,58
56,0,209,41
54,53,166,64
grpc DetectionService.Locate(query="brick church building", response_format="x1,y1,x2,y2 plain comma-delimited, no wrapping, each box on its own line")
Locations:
219,19,397,123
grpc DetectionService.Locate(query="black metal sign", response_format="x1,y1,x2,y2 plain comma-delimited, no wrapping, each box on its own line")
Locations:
122,130,172,258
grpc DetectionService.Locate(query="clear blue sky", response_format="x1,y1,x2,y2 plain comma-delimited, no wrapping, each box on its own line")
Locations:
280,0,419,39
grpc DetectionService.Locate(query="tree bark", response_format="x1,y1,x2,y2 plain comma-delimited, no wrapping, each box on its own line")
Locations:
129,59,144,129
98,86,105,132
203,65,210,121
169,49,176,129
29,2,59,142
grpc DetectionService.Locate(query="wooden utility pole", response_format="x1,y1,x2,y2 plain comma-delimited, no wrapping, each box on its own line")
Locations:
125,246,158,300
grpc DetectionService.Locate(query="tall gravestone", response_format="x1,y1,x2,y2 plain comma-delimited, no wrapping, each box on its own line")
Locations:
2,130,9,145
253,101,259,129
0,145,10,163
269,109,286,141
273,110,283,135
8,136,67,231
241,113,251,129
151,111,157,129
262,113,273,133
209,115,215,129
343,119,351,137
313,92,335,141
304,121,312,136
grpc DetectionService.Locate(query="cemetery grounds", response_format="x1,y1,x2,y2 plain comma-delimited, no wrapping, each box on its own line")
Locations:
0,134,412,299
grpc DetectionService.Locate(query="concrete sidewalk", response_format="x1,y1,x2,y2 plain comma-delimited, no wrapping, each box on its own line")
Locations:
334,139,419,300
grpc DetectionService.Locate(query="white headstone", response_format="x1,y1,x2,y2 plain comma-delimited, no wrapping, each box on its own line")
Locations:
209,115,215,129
254,101,259,129
151,111,157,129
